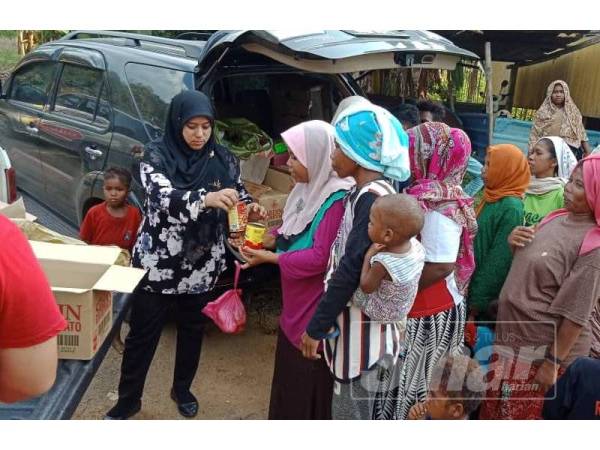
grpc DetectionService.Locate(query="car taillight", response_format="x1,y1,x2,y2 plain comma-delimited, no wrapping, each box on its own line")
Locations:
6,167,17,203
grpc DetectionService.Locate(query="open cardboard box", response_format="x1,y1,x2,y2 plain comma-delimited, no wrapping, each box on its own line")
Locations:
29,241,146,360
0,198,37,221
243,167,294,229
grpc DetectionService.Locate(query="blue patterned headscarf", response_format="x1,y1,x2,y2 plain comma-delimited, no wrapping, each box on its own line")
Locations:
333,100,410,182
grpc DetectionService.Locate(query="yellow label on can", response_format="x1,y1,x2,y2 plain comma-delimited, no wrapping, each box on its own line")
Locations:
244,222,266,248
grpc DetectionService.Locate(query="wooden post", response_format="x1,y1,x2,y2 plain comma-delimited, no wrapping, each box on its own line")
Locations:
27,32,35,52
17,31,25,55
485,42,494,147
447,70,455,111
507,64,519,112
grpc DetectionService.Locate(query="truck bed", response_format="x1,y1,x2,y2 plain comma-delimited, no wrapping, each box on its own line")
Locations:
0,293,131,419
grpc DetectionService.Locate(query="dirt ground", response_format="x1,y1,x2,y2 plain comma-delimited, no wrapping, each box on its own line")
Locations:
73,308,279,420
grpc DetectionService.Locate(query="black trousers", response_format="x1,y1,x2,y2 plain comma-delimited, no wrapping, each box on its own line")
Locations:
116,290,217,405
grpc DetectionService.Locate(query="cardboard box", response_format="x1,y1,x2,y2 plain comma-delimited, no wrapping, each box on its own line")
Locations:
264,167,294,194
243,180,272,198
0,198,37,221
244,168,295,229
240,152,272,185
56,289,112,360
29,241,146,360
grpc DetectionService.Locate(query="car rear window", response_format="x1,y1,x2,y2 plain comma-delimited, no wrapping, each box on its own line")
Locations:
125,63,193,139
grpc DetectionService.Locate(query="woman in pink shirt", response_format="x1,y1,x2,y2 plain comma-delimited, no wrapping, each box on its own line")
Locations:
241,120,353,419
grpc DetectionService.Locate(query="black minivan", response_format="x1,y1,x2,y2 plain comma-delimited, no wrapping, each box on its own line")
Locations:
0,30,476,225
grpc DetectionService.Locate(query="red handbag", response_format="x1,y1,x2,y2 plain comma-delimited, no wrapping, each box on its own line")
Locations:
202,262,246,334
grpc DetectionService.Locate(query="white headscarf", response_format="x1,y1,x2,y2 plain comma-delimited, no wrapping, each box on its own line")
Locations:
527,136,578,195
278,120,354,238
546,136,577,179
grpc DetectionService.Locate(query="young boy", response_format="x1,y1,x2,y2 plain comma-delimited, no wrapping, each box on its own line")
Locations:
80,166,142,352
80,166,142,253
355,194,425,323
408,354,486,420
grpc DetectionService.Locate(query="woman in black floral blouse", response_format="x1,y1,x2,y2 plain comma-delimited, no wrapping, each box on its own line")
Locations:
105,91,265,419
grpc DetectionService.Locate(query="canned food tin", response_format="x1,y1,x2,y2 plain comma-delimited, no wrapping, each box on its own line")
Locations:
244,222,266,249
228,202,247,233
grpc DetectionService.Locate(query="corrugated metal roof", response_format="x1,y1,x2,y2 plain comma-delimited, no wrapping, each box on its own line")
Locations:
434,30,600,63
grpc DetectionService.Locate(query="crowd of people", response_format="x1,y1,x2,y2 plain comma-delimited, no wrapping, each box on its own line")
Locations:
1,80,599,421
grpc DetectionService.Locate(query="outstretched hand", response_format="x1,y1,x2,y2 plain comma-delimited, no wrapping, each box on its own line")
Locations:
239,246,278,269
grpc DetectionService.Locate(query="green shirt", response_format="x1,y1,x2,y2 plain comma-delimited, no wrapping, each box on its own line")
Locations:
467,196,524,321
523,187,564,227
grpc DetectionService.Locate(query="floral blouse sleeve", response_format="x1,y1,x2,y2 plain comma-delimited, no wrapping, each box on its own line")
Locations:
140,161,209,222
234,164,252,205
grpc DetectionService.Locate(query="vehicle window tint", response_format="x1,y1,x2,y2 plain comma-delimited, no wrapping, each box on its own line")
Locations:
53,64,104,123
125,63,193,138
9,61,57,109
94,83,112,128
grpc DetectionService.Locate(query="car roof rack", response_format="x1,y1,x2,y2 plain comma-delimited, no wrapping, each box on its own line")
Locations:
175,31,214,41
61,30,206,59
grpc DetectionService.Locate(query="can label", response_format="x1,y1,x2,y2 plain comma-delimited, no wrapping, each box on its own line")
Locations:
228,203,247,233
244,222,266,249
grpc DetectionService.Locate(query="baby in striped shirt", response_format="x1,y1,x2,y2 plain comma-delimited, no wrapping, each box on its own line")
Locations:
354,193,425,322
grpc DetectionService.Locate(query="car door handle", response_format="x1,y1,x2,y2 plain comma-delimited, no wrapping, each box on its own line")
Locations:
84,146,103,160
27,122,39,134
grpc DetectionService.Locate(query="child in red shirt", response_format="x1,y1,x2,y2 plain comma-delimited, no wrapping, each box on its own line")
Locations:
80,167,142,352
80,167,142,253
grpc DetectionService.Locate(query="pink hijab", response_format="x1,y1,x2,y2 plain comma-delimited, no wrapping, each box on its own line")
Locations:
279,120,354,238
539,153,600,255
406,122,478,295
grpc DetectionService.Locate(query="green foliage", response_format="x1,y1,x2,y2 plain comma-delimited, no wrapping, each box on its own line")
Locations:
0,48,19,72
356,64,486,106
37,30,68,43
0,34,18,72
511,107,536,121
453,65,486,104
0,30,18,39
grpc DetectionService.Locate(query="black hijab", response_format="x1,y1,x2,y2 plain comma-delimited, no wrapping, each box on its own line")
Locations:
142,90,240,264
143,90,236,190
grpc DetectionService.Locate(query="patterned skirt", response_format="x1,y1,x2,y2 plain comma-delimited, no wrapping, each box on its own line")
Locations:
373,300,467,420
479,353,565,420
